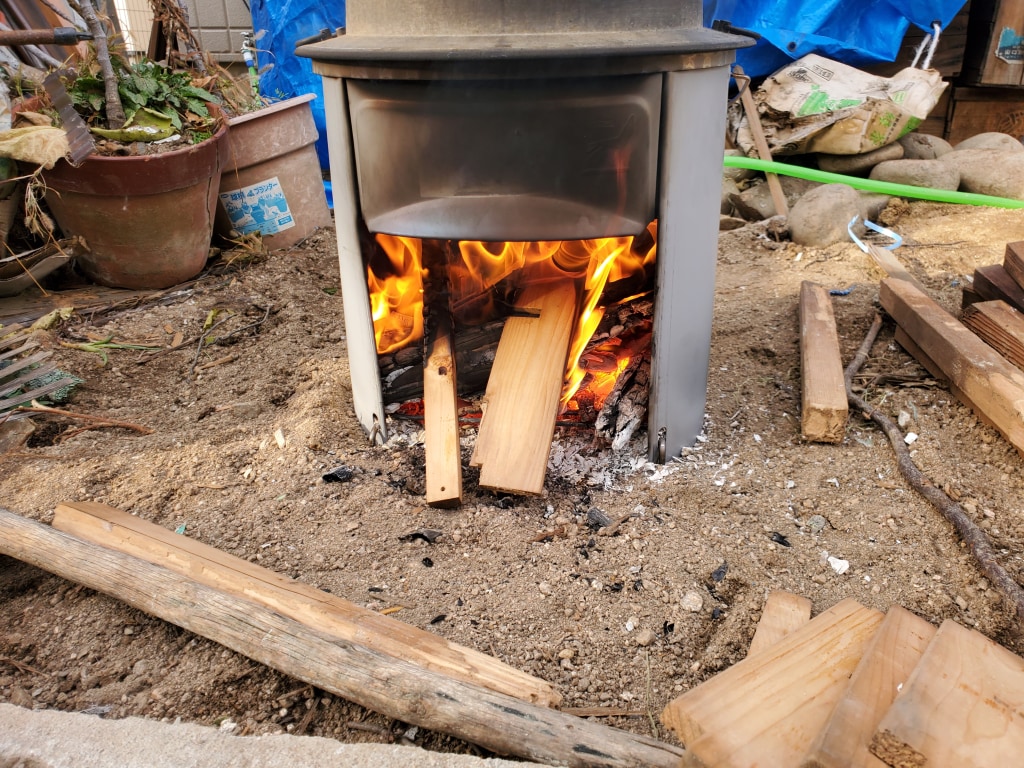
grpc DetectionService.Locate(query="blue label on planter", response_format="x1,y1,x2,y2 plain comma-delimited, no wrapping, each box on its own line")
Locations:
219,177,295,236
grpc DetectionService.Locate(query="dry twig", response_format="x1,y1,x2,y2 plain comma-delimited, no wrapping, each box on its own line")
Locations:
845,312,1024,627
13,403,153,440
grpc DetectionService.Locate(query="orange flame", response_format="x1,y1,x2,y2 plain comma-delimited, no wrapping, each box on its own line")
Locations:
369,234,425,355
368,223,657,408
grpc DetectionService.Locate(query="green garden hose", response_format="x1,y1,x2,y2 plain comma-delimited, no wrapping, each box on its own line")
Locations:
723,155,1024,210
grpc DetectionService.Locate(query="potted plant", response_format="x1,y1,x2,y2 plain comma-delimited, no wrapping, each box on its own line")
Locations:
211,33,332,251
38,0,229,290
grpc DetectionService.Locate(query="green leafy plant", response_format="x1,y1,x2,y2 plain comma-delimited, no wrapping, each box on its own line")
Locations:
66,56,219,143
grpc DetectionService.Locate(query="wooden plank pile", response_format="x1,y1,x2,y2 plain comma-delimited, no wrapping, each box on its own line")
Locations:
869,240,1024,456
662,592,1024,767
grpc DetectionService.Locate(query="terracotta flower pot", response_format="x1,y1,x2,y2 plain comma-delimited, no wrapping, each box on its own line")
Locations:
215,93,331,250
42,119,228,290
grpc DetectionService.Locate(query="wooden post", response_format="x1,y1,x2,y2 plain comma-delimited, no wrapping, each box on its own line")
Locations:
472,275,578,495
0,506,686,768
799,281,848,443
733,64,788,217
51,501,558,707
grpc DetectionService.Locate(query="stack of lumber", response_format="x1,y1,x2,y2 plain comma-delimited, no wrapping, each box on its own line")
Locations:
662,592,1024,767
965,241,1024,313
868,241,1024,456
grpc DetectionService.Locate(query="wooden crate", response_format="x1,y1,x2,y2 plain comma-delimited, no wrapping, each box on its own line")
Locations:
947,86,1024,142
963,0,1024,85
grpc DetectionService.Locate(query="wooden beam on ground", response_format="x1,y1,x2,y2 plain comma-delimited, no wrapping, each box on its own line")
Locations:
0,506,686,768
424,312,462,507
801,605,937,768
799,281,848,443
864,243,920,287
961,300,1024,372
51,501,558,707
747,591,813,658
871,619,1024,768
880,277,1024,455
1002,240,1024,293
972,263,1024,313
734,64,788,217
472,277,578,495
661,599,884,766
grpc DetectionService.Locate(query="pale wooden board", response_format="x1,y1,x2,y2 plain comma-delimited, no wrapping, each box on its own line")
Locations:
51,501,561,707
661,598,884,766
424,312,462,507
880,278,1024,455
799,281,848,443
747,591,813,658
871,619,1024,767
471,278,577,495
961,300,1024,372
801,606,937,768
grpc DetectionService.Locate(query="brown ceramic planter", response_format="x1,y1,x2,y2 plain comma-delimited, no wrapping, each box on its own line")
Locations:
215,93,331,250
42,120,228,290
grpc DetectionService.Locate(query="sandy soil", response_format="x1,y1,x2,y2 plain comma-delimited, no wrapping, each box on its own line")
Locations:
3,201,1024,758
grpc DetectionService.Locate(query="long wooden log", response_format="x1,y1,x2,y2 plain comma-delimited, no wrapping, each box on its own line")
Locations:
51,501,555,706
0,507,685,768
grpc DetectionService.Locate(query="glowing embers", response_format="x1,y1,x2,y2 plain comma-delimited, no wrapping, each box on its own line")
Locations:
367,222,657,410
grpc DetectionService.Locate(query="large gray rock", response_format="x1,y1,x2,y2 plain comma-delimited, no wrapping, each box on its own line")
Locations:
952,132,1024,153
939,149,1024,199
817,143,904,176
897,132,953,160
869,159,960,191
728,175,818,220
788,184,864,247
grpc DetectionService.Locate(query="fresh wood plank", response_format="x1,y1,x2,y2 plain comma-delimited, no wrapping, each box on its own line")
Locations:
962,300,1024,371
661,599,884,766
880,277,1024,455
747,591,813,658
424,308,462,508
1003,241,1024,296
51,501,559,707
801,605,937,768
472,277,578,495
799,281,848,443
972,263,1024,313
0,506,685,768
871,619,1024,768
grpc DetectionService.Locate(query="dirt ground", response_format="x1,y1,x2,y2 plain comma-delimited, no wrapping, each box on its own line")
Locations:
3,200,1024,759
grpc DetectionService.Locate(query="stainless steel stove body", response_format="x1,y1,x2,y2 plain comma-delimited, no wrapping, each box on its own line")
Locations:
298,0,750,461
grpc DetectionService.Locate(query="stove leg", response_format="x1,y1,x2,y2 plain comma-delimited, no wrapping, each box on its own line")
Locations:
649,65,731,462
322,76,387,443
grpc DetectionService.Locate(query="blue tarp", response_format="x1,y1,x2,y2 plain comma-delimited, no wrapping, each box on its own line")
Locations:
705,0,969,76
249,0,346,168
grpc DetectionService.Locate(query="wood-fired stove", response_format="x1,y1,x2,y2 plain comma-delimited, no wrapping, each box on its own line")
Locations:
298,0,751,464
